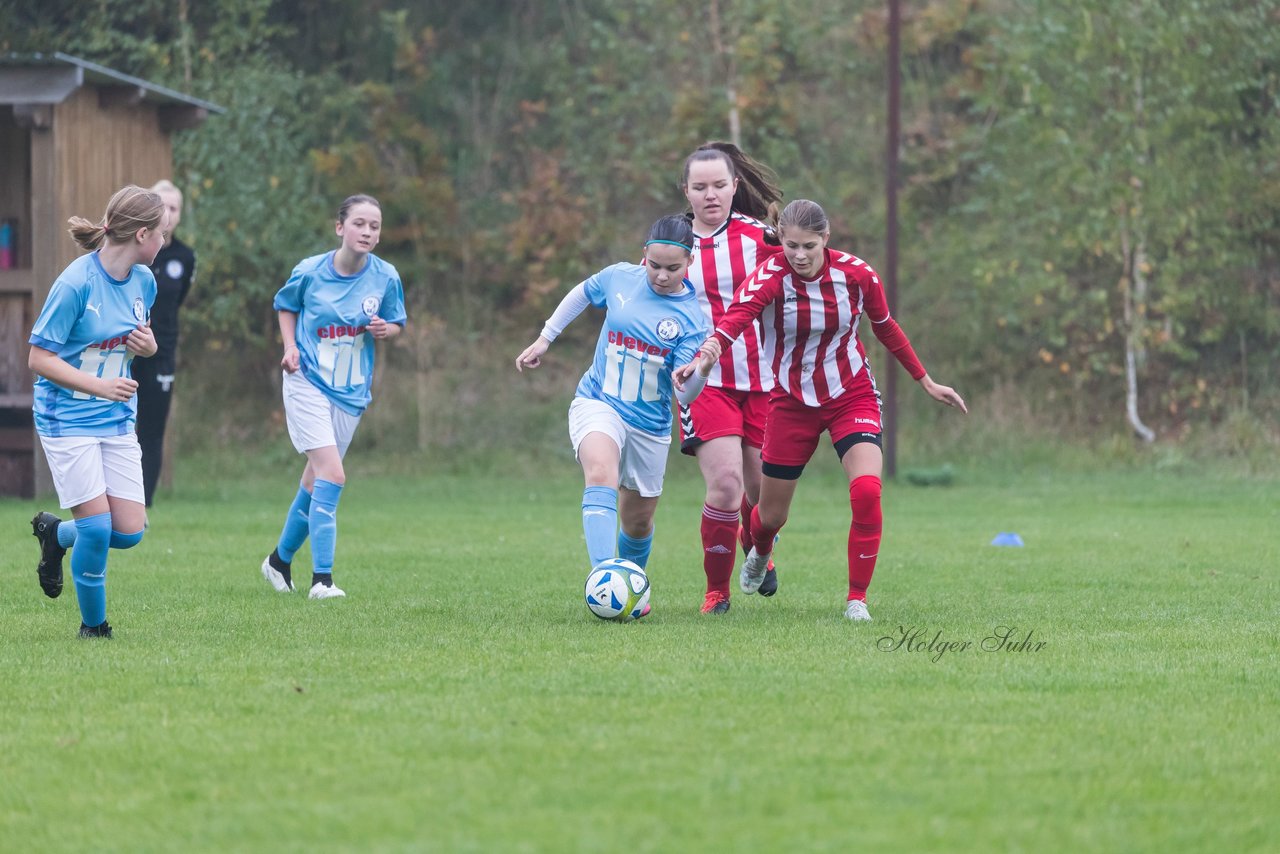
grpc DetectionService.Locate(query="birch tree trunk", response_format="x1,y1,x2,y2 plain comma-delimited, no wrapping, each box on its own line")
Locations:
709,0,741,147
1118,69,1156,442
1120,223,1156,442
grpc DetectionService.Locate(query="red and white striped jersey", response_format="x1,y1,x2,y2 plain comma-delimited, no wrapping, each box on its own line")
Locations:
714,249,927,408
688,213,781,392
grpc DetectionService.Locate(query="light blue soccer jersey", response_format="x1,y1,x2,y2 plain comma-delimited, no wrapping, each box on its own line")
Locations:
273,251,407,416
574,263,708,436
29,252,157,437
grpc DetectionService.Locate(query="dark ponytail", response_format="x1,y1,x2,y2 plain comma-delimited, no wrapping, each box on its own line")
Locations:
337,194,381,223
681,141,783,227
646,214,695,253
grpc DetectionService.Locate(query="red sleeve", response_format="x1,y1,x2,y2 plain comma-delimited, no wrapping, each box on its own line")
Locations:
713,256,785,346
859,264,927,381
871,315,926,380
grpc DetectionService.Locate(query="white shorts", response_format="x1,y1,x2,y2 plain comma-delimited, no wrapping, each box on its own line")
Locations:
282,370,362,456
39,433,145,509
568,397,671,498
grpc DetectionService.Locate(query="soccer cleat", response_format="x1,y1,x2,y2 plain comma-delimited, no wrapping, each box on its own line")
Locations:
79,621,113,639
739,547,770,595
261,549,294,592
758,566,779,597
844,599,872,622
700,590,730,615
31,512,67,599
308,575,346,600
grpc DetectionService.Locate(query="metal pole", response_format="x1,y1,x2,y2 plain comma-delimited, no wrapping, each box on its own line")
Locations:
885,0,900,479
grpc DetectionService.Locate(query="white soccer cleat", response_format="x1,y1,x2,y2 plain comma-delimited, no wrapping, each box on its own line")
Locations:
308,580,346,600
739,547,771,595
844,599,872,621
261,554,293,593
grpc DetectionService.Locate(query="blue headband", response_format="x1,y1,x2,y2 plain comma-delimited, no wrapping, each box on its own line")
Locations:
646,239,692,251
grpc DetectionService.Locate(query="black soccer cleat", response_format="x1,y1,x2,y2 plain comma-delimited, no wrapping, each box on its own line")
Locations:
261,549,294,592
758,566,779,597
79,621,113,639
31,512,67,599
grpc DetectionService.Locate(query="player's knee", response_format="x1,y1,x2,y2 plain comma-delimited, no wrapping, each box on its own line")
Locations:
705,472,744,508
74,513,112,548
110,529,145,550
849,475,882,514
582,463,617,486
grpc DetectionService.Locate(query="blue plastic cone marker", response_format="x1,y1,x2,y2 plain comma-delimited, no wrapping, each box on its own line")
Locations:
991,532,1025,547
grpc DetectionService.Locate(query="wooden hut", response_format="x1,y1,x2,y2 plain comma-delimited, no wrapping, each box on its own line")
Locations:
0,52,222,498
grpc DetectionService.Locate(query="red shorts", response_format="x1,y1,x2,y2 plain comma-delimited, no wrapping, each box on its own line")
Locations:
678,386,770,455
760,387,883,468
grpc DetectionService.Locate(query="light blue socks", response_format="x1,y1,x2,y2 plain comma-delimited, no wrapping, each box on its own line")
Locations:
276,484,313,563
617,530,653,569
581,486,618,569
71,513,112,627
309,479,344,575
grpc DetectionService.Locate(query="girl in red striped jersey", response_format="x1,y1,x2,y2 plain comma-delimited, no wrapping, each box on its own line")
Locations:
678,142,786,616
676,199,967,621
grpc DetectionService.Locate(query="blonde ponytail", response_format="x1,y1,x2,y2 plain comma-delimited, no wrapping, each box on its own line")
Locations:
67,217,110,251
67,185,163,251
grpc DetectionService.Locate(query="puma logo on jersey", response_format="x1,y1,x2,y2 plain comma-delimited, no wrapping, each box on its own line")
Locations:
85,302,102,317
616,292,630,308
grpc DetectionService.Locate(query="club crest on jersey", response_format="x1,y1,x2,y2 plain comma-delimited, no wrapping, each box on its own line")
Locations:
361,296,381,317
132,298,146,322
165,259,184,279
655,318,682,342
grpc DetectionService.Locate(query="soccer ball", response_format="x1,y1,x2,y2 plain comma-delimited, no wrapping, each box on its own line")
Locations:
584,558,651,621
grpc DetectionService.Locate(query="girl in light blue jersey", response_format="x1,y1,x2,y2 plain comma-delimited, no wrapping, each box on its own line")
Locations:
28,185,166,639
516,215,712,599
260,195,406,600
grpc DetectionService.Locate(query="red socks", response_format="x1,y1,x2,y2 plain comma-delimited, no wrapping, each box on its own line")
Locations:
701,504,739,595
738,497,755,555
749,504,782,557
847,475,882,601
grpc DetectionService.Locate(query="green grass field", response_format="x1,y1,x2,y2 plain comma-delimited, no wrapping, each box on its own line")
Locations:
2,461,1277,852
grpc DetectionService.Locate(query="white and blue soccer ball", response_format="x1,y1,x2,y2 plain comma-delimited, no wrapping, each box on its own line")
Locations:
584,558,650,621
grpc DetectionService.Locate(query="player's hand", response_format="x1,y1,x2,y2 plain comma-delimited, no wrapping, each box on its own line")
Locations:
516,337,550,372
367,315,391,339
98,377,138,402
281,344,301,374
672,361,696,389
920,375,968,413
696,337,721,374
126,322,157,357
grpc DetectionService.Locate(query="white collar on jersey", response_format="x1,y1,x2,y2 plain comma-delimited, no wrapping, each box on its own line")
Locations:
691,217,732,242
